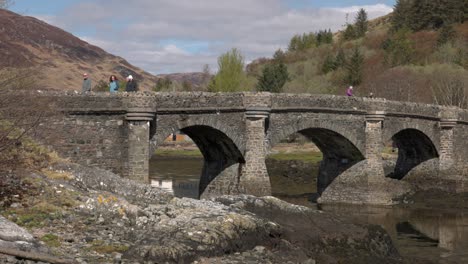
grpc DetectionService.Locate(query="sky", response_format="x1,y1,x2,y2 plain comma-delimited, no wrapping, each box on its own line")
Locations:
10,0,396,74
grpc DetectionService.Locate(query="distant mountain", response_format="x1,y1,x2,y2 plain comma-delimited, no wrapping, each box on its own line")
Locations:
157,72,209,89
0,9,158,91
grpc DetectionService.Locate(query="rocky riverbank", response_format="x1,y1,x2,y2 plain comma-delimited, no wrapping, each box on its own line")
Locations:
0,161,419,264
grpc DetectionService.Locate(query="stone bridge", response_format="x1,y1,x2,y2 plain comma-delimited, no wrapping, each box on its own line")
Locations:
37,92,468,205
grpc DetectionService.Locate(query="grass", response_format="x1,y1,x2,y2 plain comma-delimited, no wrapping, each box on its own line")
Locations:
41,168,74,180
41,234,61,247
268,151,323,163
154,148,203,158
5,204,63,228
88,240,129,254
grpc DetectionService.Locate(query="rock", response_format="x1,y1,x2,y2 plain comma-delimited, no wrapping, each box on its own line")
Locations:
0,215,34,242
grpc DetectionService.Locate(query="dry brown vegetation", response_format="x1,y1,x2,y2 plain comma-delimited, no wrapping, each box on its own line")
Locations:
0,9,158,91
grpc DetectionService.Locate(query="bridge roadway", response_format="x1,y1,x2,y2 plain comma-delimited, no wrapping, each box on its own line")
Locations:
36,92,468,205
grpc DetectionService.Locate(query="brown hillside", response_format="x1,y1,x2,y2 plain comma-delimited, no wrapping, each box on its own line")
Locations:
0,9,158,91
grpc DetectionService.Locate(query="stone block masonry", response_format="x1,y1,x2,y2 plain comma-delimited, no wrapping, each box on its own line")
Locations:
32,91,468,205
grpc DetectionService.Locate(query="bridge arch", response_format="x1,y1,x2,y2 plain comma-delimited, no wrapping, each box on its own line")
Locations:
150,124,244,198
268,117,366,154
150,115,245,155
267,122,365,195
386,128,439,180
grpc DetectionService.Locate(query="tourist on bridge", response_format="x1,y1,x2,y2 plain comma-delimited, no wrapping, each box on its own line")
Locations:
125,75,138,92
109,75,120,93
346,86,353,96
82,73,91,93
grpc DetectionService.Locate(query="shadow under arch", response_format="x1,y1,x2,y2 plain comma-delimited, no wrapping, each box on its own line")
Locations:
170,125,244,198
388,128,439,180
271,128,365,195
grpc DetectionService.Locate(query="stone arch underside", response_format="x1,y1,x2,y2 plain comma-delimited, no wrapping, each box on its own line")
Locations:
283,128,365,194
149,114,246,156
388,129,439,180
174,125,244,197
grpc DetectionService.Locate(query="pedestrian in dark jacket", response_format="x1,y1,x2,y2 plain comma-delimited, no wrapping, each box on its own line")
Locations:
125,75,138,92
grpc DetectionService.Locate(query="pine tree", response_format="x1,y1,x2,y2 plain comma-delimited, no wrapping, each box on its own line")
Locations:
273,49,286,63
383,28,414,67
355,8,369,38
437,24,457,46
391,0,413,31
321,54,337,74
256,59,290,93
335,49,347,68
345,48,364,86
288,35,301,52
342,24,356,41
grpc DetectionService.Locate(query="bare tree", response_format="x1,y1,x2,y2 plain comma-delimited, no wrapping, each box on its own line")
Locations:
0,67,58,171
430,72,468,108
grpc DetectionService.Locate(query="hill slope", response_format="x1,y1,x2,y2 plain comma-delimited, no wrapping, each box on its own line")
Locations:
0,9,158,91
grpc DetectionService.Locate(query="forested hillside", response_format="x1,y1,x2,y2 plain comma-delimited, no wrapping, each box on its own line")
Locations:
240,0,468,108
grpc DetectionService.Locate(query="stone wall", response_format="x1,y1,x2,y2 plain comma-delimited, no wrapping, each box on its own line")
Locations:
30,91,468,204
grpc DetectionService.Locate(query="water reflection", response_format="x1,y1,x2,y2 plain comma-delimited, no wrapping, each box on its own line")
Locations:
314,204,468,263
149,156,202,199
149,157,468,263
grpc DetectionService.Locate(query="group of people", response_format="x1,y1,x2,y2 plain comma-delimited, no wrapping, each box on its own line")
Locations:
81,73,138,93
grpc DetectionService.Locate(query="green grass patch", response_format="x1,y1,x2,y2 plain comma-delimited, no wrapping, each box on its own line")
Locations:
41,234,61,247
268,151,323,163
88,240,129,254
154,148,202,158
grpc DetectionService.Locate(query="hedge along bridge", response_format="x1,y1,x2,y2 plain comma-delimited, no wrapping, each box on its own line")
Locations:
40,92,468,205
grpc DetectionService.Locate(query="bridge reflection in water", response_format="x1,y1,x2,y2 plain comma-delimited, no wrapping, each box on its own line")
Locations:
149,156,202,199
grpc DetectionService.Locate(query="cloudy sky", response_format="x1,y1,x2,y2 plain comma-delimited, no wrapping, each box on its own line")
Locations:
11,0,395,74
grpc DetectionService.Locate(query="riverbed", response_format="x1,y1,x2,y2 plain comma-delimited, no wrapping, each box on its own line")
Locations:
150,155,468,264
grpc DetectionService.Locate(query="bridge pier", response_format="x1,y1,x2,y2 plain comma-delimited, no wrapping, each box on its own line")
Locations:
239,107,272,196
124,109,155,183
439,118,457,171
320,111,410,205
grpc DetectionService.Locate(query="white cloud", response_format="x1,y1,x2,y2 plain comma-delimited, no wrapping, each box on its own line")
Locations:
38,1,394,74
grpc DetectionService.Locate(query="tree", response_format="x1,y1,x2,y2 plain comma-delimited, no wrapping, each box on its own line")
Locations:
288,35,301,52
345,48,364,86
0,67,58,171
437,23,456,46
273,49,286,63
392,0,467,32
208,48,246,92
321,54,337,74
342,24,356,41
428,64,468,108
391,0,413,32
383,28,414,67
354,8,368,38
0,0,14,9
201,64,212,88
154,77,173,91
256,62,289,93
182,80,192,91
335,49,347,68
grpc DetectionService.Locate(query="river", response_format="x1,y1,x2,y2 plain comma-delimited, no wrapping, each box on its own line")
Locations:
149,155,468,264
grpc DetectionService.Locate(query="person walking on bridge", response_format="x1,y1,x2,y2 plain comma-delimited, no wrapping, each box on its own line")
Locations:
109,75,119,93
82,73,91,93
346,86,353,96
125,75,138,92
